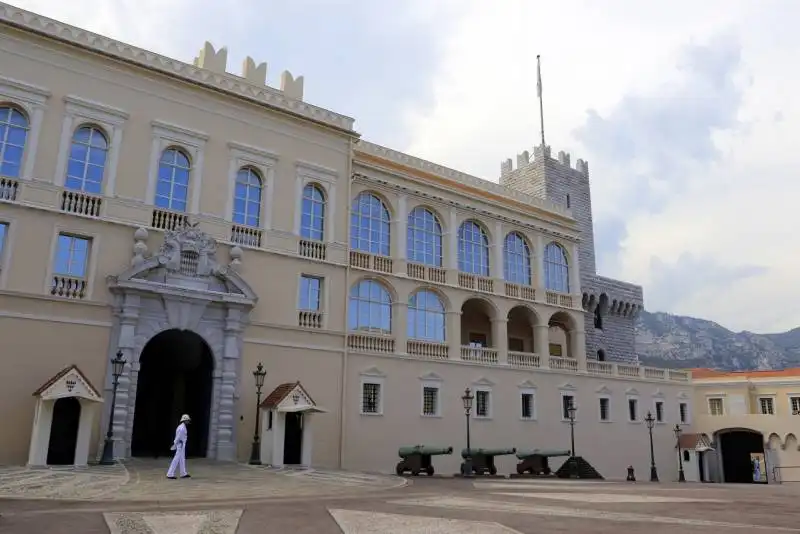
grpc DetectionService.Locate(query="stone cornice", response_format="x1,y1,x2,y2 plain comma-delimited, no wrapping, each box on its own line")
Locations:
0,2,356,133
355,140,574,221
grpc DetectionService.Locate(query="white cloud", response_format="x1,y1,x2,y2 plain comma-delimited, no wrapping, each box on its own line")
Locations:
401,0,800,333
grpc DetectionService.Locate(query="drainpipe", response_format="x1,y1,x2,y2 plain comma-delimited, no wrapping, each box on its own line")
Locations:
338,137,355,469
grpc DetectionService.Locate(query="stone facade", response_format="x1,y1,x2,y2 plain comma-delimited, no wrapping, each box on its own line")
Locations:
0,3,694,479
501,145,644,364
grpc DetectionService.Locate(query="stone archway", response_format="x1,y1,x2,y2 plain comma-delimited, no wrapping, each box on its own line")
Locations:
716,428,766,483
103,226,257,462
131,329,215,458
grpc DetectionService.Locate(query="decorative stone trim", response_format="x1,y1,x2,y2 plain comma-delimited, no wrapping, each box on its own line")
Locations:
0,3,355,131
0,75,50,180
225,141,278,230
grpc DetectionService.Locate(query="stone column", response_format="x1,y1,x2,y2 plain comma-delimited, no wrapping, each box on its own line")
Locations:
570,329,587,370
114,294,141,459
447,310,462,361
569,243,581,296
535,324,550,369
535,234,545,293
446,208,459,284
393,194,408,276
393,301,408,354
492,221,504,295
216,306,245,461
491,318,508,365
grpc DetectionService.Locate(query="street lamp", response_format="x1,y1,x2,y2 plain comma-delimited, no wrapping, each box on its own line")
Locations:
248,362,267,465
567,403,577,456
99,350,126,465
644,411,659,482
461,388,474,476
674,423,686,482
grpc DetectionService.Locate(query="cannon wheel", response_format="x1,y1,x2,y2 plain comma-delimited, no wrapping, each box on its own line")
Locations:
516,464,525,475
489,465,497,475
426,465,434,476
411,468,421,476
395,462,404,476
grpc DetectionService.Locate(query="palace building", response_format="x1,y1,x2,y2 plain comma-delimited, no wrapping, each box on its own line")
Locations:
0,3,697,479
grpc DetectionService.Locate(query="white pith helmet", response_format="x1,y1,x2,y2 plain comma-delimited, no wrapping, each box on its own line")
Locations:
180,414,191,423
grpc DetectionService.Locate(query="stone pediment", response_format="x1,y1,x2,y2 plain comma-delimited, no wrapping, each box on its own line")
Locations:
261,382,325,413
108,226,257,304
33,365,102,402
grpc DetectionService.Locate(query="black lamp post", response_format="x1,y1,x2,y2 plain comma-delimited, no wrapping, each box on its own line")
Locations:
99,350,126,465
461,388,474,476
248,362,267,465
674,423,686,482
567,403,577,456
645,411,659,482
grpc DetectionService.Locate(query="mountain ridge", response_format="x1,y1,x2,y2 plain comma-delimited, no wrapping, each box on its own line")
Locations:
634,311,800,371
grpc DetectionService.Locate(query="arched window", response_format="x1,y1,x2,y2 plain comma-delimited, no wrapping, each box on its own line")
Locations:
155,147,191,212
65,125,108,194
503,232,531,285
348,279,392,333
407,207,442,266
407,290,445,342
0,106,29,178
544,242,570,292
233,166,263,227
300,183,326,241
458,220,489,275
350,192,390,256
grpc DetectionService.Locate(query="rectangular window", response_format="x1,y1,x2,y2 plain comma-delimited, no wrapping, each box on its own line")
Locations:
628,398,639,422
759,397,775,415
0,222,7,269
679,402,688,424
475,390,490,417
508,338,525,352
562,394,574,419
549,343,563,357
361,382,381,414
54,233,90,277
298,275,322,311
791,396,800,415
599,398,610,421
708,398,724,416
422,386,439,417
521,392,534,419
655,401,664,422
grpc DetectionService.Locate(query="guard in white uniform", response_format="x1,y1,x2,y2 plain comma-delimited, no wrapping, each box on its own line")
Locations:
167,414,191,479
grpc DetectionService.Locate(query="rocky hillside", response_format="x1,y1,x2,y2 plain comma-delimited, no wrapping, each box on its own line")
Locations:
635,311,800,371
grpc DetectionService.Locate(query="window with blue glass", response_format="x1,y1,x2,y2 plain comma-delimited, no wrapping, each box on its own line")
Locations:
407,290,446,342
65,125,108,194
503,232,531,285
300,183,326,241
232,166,263,227
350,192,390,256
155,147,191,212
54,233,90,278
298,275,322,311
348,279,392,333
0,106,29,178
406,207,442,266
544,242,570,292
458,220,489,275
0,222,7,260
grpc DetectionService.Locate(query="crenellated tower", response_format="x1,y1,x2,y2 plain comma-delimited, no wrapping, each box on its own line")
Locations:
500,144,643,364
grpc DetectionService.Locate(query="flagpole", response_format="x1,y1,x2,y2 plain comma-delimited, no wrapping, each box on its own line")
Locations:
537,54,545,147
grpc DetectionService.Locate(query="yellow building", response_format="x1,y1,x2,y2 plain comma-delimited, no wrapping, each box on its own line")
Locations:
0,3,694,479
691,368,800,483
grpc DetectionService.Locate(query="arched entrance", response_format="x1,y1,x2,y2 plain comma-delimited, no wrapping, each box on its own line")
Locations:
46,397,81,465
131,329,214,458
717,428,766,483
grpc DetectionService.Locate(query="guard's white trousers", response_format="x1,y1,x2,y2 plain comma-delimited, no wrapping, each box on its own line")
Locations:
167,443,187,478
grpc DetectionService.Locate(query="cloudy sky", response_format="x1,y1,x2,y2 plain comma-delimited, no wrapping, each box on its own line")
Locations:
10,0,799,334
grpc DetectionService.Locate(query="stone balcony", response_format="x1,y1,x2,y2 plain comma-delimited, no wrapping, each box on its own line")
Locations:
346,332,691,383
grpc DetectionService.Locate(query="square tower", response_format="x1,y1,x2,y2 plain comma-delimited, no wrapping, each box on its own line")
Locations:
500,144,643,364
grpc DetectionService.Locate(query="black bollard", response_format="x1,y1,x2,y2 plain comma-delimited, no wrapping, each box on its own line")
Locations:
626,465,636,482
